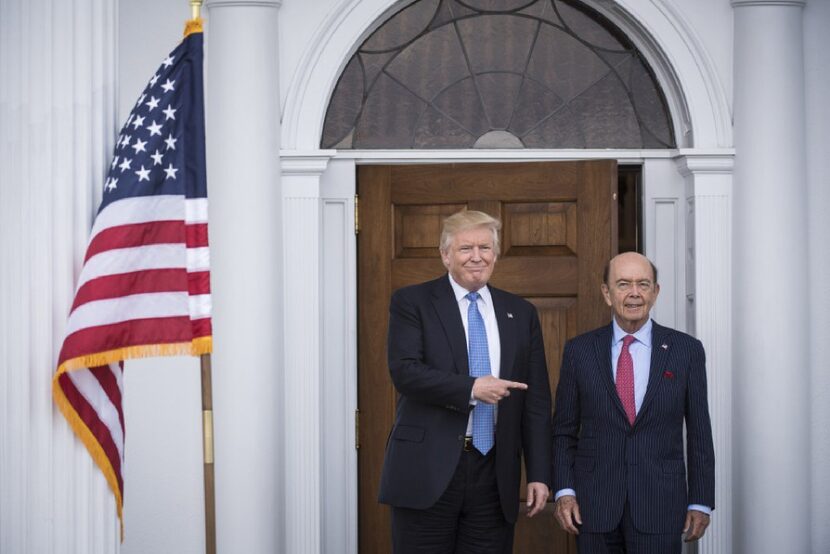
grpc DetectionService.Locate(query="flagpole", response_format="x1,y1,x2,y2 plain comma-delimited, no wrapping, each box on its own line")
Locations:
200,353,216,554
186,2,215,551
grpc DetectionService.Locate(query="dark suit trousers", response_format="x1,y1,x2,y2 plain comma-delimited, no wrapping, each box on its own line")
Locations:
576,501,682,554
391,448,511,554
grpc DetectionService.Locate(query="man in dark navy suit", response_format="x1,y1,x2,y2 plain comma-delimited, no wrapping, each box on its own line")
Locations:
379,210,552,553
552,252,715,553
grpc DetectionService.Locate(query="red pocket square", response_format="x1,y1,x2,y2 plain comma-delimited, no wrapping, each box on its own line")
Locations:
663,370,674,379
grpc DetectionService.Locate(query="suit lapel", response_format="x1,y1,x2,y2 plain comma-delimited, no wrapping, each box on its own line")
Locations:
430,276,469,375
637,321,671,421
593,324,630,422
490,287,516,382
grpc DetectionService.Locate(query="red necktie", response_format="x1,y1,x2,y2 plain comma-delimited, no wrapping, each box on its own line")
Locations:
616,335,637,425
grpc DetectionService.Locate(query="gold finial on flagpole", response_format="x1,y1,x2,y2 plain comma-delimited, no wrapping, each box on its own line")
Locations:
191,0,203,20
184,0,204,37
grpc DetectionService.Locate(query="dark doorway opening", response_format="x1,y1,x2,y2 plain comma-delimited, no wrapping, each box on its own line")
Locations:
617,165,643,254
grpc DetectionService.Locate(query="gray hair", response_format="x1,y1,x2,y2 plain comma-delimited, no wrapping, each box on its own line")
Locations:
439,210,501,256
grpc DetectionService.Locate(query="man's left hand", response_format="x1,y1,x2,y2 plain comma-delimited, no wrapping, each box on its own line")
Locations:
525,482,549,517
683,509,710,542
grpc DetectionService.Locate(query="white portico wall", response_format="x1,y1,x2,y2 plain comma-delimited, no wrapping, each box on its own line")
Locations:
279,1,734,553
732,1,810,553
0,1,121,552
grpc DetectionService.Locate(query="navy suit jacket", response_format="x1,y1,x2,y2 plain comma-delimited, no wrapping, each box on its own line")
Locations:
552,321,715,533
378,276,552,523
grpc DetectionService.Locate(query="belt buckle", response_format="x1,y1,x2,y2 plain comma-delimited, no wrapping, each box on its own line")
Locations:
463,436,474,452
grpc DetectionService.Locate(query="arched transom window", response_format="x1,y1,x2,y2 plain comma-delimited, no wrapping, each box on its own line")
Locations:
321,0,676,149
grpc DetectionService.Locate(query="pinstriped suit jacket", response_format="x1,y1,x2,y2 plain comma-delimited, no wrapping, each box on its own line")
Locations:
552,321,715,534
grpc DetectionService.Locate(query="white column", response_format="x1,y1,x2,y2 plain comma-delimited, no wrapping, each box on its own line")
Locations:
804,1,830,549
0,1,119,553
731,1,809,553
677,152,735,554
205,1,284,552
280,152,333,553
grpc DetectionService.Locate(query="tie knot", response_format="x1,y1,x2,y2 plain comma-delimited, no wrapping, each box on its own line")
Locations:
622,335,636,347
467,292,480,303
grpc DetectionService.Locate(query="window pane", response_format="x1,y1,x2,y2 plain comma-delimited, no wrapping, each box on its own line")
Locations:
322,0,676,149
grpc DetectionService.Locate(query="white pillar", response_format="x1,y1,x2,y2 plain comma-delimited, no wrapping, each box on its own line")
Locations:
804,1,830,549
677,152,734,554
732,1,809,553
0,1,119,552
205,1,284,552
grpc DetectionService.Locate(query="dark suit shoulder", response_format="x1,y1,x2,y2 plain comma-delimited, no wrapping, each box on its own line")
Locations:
565,321,703,348
651,321,704,349
391,276,449,301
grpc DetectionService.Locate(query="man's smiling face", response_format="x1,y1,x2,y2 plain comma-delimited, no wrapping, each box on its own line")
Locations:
601,252,660,333
441,226,497,292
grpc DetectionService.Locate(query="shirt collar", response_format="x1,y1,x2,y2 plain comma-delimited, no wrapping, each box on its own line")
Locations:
447,274,492,306
612,317,653,348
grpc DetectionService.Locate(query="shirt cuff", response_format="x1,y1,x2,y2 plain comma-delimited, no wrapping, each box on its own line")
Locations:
554,489,576,501
688,504,712,515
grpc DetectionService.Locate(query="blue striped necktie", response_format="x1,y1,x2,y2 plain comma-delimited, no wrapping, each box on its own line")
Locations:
467,292,494,455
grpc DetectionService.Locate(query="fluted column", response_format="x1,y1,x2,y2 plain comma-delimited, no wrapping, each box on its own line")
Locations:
731,1,809,552
281,152,334,553
677,153,735,554
0,1,119,553
205,1,284,552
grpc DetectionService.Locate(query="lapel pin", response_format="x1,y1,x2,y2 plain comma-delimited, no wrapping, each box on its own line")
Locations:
507,312,513,319
664,370,675,379
661,344,668,350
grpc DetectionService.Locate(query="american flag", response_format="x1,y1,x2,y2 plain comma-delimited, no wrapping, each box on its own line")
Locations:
52,22,211,535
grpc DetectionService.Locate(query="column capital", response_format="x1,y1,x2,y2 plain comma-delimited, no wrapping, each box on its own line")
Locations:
206,0,282,9
732,0,806,8
675,150,735,177
280,150,336,177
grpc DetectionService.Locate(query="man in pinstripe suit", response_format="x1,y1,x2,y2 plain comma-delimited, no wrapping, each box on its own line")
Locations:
552,252,714,553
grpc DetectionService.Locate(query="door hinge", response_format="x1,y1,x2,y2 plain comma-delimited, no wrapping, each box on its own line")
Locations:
355,409,360,450
354,194,360,235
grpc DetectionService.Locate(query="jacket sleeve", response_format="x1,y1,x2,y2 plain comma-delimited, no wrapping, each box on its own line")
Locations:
521,306,552,486
551,341,579,493
387,287,475,412
685,338,716,508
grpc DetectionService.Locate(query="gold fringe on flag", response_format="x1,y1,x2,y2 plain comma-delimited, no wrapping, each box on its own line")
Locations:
184,18,203,38
56,338,213,375
52,377,126,539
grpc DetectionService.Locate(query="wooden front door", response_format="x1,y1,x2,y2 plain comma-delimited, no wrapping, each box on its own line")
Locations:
357,161,617,553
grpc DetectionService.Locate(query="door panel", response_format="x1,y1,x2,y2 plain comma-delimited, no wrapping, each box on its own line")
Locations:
358,161,617,553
